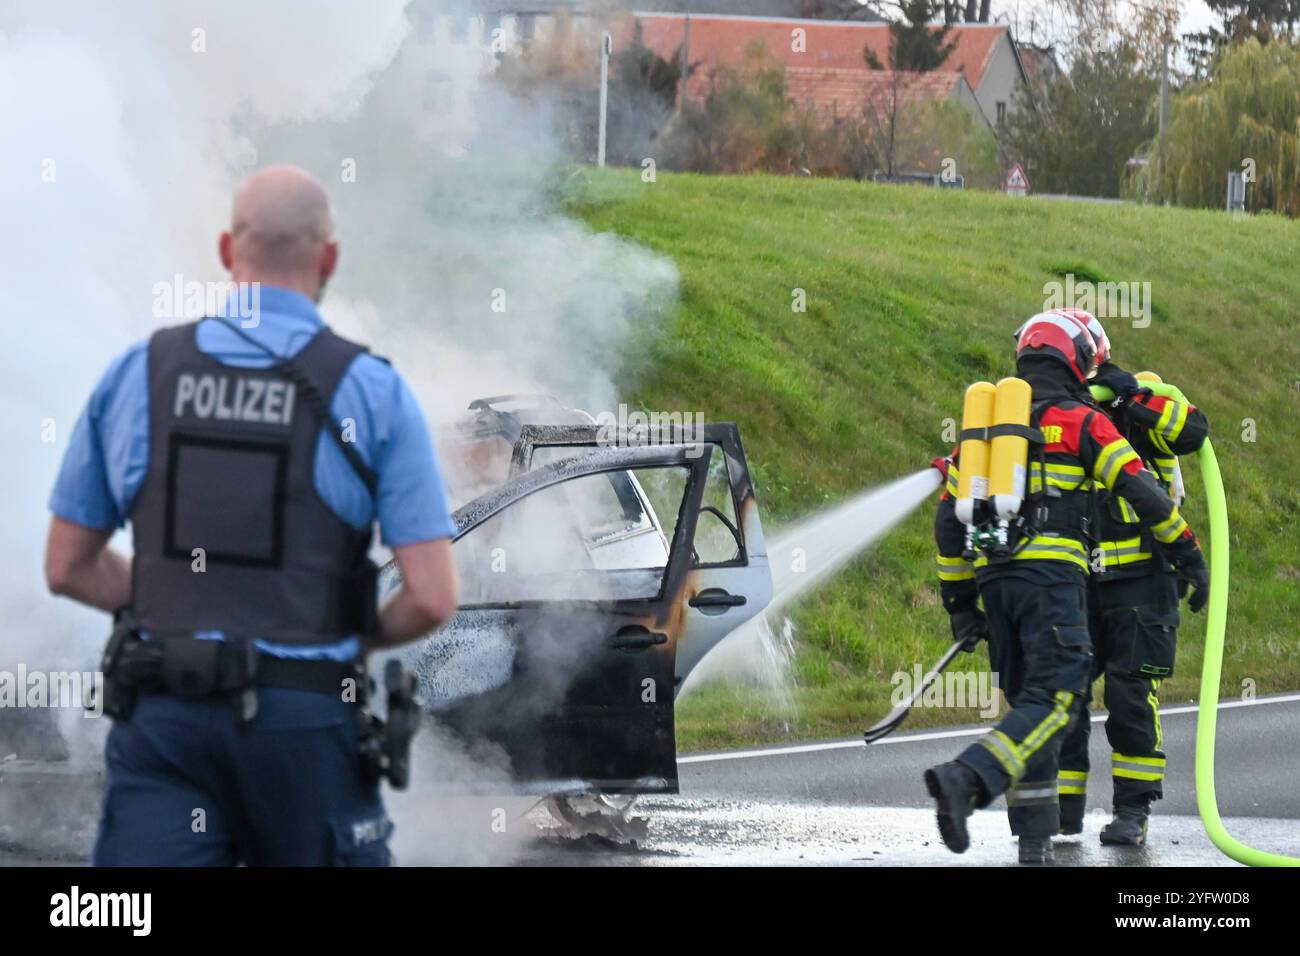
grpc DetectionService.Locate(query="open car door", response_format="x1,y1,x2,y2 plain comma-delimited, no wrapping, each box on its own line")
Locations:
508,422,772,686
384,424,772,795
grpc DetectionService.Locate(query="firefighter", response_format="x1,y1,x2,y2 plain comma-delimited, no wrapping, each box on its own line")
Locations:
1055,313,1210,847
924,312,1208,864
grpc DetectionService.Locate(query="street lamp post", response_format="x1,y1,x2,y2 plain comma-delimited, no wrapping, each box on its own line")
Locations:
598,31,611,168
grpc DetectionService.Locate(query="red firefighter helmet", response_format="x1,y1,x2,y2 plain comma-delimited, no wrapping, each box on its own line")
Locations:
1049,309,1110,367
1015,312,1099,384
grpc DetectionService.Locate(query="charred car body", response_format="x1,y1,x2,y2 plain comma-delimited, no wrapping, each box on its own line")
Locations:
379,395,773,795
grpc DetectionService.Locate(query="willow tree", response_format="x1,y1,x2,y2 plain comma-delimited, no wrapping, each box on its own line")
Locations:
1142,39,1300,215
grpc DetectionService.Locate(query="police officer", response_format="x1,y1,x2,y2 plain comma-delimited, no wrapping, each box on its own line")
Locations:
925,312,1208,864
1056,314,1210,846
44,164,460,866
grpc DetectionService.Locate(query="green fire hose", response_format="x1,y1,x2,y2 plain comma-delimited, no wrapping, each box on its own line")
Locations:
1092,380,1299,866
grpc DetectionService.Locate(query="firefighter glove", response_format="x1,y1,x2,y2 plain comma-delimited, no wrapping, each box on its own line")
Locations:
1092,362,1145,407
950,607,990,652
1165,536,1210,613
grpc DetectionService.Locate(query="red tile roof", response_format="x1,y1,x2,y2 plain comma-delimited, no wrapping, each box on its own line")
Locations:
625,13,1010,99
784,67,967,119
1017,44,1061,85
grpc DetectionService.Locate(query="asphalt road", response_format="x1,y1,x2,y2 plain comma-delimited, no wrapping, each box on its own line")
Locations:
679,692,1300,818
515,692,1300,866
5,693,1299,866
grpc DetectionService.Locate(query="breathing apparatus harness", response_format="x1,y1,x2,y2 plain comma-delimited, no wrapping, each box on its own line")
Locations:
960,403,1046,561
956,381,1097,566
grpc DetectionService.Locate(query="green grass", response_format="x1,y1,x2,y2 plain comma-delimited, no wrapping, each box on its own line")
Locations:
566,168,1300,752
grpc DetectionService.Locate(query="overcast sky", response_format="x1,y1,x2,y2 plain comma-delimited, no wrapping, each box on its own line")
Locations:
985,0,1217,42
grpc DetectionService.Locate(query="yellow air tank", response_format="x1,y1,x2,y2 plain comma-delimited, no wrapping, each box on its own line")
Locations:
990,377,1033,522
955,381,996,526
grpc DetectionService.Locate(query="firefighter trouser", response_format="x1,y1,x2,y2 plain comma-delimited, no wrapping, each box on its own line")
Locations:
957,568,1093,839
1058,571,1178,815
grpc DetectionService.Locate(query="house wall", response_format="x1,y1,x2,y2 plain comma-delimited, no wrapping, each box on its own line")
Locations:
970,31,1025,129
953,77,995,136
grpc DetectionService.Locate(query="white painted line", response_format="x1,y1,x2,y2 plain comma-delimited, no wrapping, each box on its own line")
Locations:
678,692,1300,764
678,740,863,763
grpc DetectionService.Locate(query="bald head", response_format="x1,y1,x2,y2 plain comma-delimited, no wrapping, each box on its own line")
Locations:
220,164,338,300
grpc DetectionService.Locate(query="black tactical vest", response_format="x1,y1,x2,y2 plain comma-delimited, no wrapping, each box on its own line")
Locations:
131,321,379,644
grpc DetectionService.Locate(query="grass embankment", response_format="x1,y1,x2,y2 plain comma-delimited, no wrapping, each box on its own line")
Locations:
567,169,1300,751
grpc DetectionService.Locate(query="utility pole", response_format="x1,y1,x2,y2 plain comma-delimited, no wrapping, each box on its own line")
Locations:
1158,36,1170,153
1155,32,1170,201
676,14,691,115
598,31,611,168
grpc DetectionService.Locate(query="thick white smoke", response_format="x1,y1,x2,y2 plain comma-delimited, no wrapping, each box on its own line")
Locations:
0,1,412,678
0,0,677,861
0,0,677,670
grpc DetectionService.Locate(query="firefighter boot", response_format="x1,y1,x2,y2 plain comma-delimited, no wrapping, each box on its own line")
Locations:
1018,835,1055,865
1100,807,1149,846
924,761,984,854
1059,794,1085,835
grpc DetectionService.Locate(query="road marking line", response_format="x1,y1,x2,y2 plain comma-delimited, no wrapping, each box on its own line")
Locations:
678,692,1300,764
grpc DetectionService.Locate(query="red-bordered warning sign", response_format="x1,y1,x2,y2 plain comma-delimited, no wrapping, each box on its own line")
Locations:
1004,163,1031,196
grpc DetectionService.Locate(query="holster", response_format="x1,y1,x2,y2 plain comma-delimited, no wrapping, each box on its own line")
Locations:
358,659,423,790
98,608,144,720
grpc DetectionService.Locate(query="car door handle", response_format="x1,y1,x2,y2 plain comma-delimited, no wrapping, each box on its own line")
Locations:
689,588,748,615
607,625,668,650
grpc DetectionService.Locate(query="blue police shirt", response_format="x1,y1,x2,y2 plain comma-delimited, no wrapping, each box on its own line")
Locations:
48,286,456,659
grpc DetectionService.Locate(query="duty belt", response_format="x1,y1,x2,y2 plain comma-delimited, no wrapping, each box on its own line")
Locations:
98,612,421,789
129,632,357,697
100,621,358,726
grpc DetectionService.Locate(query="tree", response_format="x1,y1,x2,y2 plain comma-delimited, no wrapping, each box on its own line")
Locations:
800,0,887,19
894,99,1002,185
1184,0,1300,75
862,0,958,176
1003,42,1159,197
867,0,959,71
1120,0,1183,77
1139,37,1300,215
493,18,686,168
860,68,913,176
606,23,688,166
1033,0,1182,73
940,0,991,21
665,44,802,174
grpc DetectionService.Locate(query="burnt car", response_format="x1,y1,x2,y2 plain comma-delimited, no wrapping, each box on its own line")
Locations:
379,395,773,795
